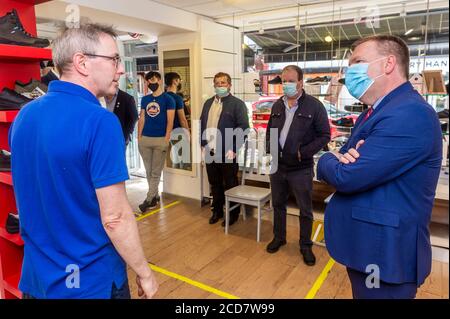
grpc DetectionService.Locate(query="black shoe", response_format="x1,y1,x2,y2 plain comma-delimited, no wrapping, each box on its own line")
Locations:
0,9,50,48
266,238,287,254
15,79,48,99
221,214,238,227
331,117,354,127
338,78,345,85
0,150,11,172
0,88,32,110
6,212,19,234
301,247,316,266
268,75,282,84
139,197,158,213
344,102,368,113
209,213,223,225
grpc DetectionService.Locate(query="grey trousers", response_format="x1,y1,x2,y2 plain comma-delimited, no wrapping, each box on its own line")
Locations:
138,136,168,201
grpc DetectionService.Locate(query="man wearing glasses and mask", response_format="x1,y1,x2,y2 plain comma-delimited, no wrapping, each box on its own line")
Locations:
9,24,158,299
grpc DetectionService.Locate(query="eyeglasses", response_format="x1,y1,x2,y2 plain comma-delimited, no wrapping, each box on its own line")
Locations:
84,53,122,69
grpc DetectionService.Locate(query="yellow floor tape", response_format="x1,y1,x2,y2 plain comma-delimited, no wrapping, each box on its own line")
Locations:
149,263,240,299
305,258,336,299
135,201,181,221
135,198,333,299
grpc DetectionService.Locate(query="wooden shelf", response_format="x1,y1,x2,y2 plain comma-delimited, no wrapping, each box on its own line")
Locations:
0,227,24,246
0,172,13,186
0,44,51,62
3,272,22,299
0,110,19,123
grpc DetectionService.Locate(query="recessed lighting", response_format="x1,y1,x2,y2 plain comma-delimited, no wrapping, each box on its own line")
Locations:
404,28,414,36
325,36,333,42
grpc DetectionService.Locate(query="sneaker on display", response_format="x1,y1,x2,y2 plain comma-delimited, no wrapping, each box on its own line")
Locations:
0,87,33,110
0,149,11,171
0,9,50,48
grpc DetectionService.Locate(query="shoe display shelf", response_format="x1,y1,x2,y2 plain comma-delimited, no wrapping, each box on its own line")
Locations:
0,0,51,299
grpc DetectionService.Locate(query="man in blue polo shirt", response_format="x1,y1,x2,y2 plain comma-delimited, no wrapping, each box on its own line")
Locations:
9,24,158,299
164,72,190,169
137,71,175,213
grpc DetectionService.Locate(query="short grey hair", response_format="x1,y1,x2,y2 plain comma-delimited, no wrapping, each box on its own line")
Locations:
52,23,117,76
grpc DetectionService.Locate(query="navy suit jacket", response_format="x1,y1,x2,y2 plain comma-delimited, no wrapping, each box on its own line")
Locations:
317,82,442,285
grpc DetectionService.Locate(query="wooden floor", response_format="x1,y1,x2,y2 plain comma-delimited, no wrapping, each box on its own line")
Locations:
126,179,449,299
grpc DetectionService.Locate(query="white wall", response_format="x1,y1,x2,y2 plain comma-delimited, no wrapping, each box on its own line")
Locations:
159,19,244,201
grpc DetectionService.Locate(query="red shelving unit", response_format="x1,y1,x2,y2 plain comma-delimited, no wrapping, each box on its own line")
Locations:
0,0,51,299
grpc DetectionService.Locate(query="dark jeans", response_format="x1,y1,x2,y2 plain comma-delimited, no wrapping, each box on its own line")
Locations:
22,280,131,299
346,267,417,299
270,166,314,249
206,161,240,218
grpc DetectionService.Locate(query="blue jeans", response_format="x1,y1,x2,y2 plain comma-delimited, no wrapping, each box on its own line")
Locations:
22,280,131,299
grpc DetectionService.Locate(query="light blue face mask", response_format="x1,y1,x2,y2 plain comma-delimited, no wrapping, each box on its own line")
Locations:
345,57,387,100
282,82,298,97
215,86,229,97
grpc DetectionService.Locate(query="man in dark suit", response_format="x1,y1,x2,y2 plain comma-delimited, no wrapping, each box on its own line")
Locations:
317,35,442,299
105,89,139,146
265,65,330,266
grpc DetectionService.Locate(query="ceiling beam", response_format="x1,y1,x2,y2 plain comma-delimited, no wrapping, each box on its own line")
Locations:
354,23,363,39
340,25,350,40
312,27,325,42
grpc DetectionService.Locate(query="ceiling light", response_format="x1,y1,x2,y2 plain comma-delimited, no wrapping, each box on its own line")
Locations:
325,36,333,43
294,24,301,31
404,28,414,36
408,36,421,41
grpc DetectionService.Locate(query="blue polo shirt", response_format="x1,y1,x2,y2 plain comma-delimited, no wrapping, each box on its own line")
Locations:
9,81,129,299
140,93,175,137
166,91,184,129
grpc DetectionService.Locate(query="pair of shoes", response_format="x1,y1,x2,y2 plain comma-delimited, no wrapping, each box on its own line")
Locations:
331,117,354,127
268,75,282,84
306,76,331,84
0,150,11,171
0,88,32,110
344,102,368,113
6,212,19,234
139,197,158,213
209,213,223,224
266,238,287,254
221,214,239,227
301,247,316,266
0,9,50,48
15,79,48,99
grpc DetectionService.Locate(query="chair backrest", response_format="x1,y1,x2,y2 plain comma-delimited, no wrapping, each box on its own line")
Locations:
239,129,271,185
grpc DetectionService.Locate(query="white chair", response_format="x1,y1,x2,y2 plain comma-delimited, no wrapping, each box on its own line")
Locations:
224,133,272,242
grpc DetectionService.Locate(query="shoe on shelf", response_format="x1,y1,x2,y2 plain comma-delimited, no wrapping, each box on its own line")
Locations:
344,102,368,113
438,109,448,119
6,212,19,234
0,87,32,110
338,78,345,85
0,9,50,48
266,238,287,254
306,76,331,84
0,149,11,172
268,75,282,84
15,79,48,99
301,247,316,266
331,117,354,127
209,212,223,225
221,214,239,227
